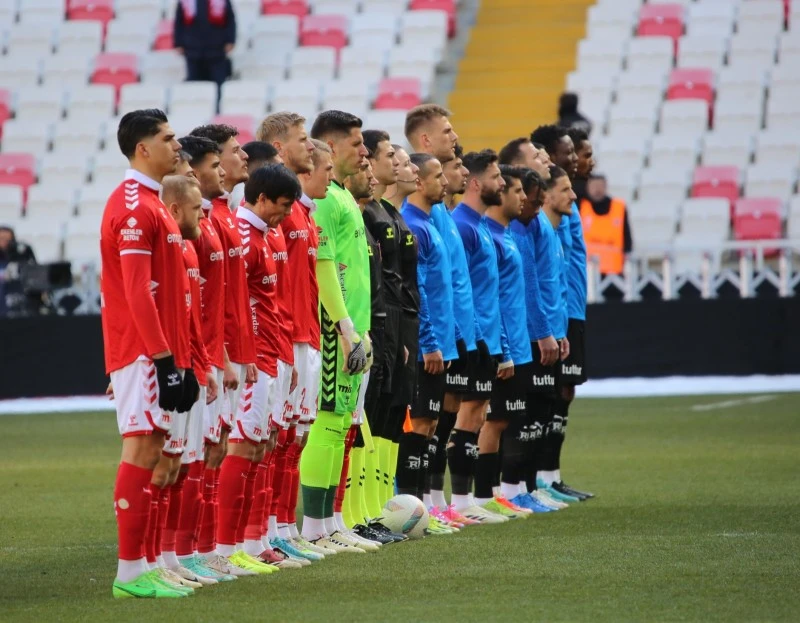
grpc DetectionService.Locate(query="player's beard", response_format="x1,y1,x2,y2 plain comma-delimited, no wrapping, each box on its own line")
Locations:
481,187,503,207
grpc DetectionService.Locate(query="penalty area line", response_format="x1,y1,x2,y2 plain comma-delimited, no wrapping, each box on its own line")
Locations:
690,395,777,412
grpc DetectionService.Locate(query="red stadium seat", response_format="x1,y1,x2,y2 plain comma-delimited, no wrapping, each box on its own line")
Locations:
262,0,308,18
734,210,782,255
637,3,684,42
0,90,10,138
668,68,714,105
734,197,782,217
691,166,740,209
212,114,256,144
68,0,115,26
301,14,347,51
374,78,422,110
410,0,457,37
91,53,138,98
0,153,37,202
154,19,174,50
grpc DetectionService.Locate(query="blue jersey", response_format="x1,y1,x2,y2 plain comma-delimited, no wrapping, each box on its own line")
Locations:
486,217,531,365
401,202,457,361
562,203,587,320
452,202,505,357
429,202,479,351
534,212,568,340
510,219,553,343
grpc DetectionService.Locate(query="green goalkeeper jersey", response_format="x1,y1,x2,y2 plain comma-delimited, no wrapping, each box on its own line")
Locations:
314,180,371,334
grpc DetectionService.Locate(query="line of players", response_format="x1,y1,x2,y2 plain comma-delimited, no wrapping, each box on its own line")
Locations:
101,104,595,599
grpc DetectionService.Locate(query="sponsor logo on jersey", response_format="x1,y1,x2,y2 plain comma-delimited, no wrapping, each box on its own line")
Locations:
186,267,200,280
262,273,277,285
562,364,582,376
505,399,525,412
447,373,468,386
272,250,287,262
337,384,352,394
288,229,309,240
228,246,243,257
405,455,421,469
475,380,492,393
209,250,224,262
167,233,182,244
428,399,441,413
532,375,555,386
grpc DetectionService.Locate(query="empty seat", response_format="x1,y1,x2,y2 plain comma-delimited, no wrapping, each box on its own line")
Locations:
616,67,669,98
702,131,754,169
745,163,797,202
65,85,115,122
374,77,421,110
660,99,708,135
262,0,309,17
400,9,447,54
270,79,321,118
714,92,763,135
51,120,103,154
410,0,456,38
637,4,684,42
7,22,56,56
105,19,154,55
676,35,727,71
606,98,659,137
288,46,336,81
14,87,64,123
626,36,674,73
26,182,78,221
0,185,24,223
340,45,388,81
169,81,217,120
41,54,91,87
691,165,740,207
734,197,783,219
577,38,626,74
667,68,714,107
91,53,139,94
119,83,168,114
116,0,164,22
687,1,735,36
17,0,64,23
755,129,800,165
638,164,692,204
681,197,731,239
311,0,359,19
211,114,256,144
77,182,116,219
586,2,637,40
141,51,186,85
387,45,436,98
766,87,800,131
737,0,784,35
728,33,777,67
1,119,51,156
234,48,289,81
733,203,783,253
92,150,130,186
220,80,269,116
56,19,103,56
351,12,399,40
64,223,101,268
649,133,699,170
250,14,300,50
13,218,63,262
301,13,348,50
771,60,800,88
322,80,370,119
67,0,114,25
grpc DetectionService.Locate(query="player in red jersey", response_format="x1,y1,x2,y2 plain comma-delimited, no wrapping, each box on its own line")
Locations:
101,109,199,599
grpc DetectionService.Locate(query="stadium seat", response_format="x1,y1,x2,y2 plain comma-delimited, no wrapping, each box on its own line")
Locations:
766,88,800,132
17,0,64,23
140,51,186,85
0,90,10,132
250,14,300,51
289,46,336,81
745,163,797,203
105,19,153,55
638,164,692,205
738,0,785,34
340,45,388,84
733,208,782,253
116,0,164,22
13,87,64,123
1,119,51,157
728,33,778,68
0,153,36,196
322,88,369,119
606,97,658,137
701,131,754,170
687,1,735,37
676,35,728,72
26,182,78,221
626,36,674,74
100,116,121,150
410,0,456,38
771,59,800,89
56,19,103,57
153,19,173,49
734,197,783,219
351,11,399,41
594,134,650,172
714,91,764,135
6,22,56,57
387,45,436,98
91,53,139,96
211,114,256,144
262,0,309,18
681,197,731,240
66,85,116,123
615,67,669,99
0,184,24,223
667,68,714,109
220,80,269,116
119,83,167,115
77,181,115,219
92,150,129,186
400,10,447,55
605,169,639,205
169,81,217,122
311,0,359,20
51,120,103,154
67,0,114,25
363,0,408,16
363,110,407,147
374,77,421,110
660,99,708,136
301,14,348,50
64,221,101,267
41,54,91,87
755,129,800,166
649,133,699,171
691,165,740,207
586,2,637,41
787,195,800,238
270,79,321,118
637,4,684,43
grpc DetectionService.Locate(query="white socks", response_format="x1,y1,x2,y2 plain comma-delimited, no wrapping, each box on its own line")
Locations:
500,482,520,500
334,512,348,533
216,543,235,557
243,539,263,556
431,489,448,509
161,550,180,569
423,493,433,508
267,515,280,540
289,522,300,539
538,470,557,486
474,497,493,506
451,493,471,510
116,557,147,583
301,516,327,540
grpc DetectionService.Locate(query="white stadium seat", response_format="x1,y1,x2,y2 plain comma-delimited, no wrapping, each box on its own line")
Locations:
0,184,24,224
660,100,708,136
56,20,103,57
1,119,51,156
41,54,91,87
38,152,92,187
744,163,797,203
649,133,700,171
755,129,800,166
702,131,754,169
119,83,168,116
169,82,218,122
66,85,116,121
51,120,104,154
638,164,692,205
0,55,42,89
677,35,728,72
289,47,336,82
270,80,321,118
626,37,673,74
220,80,269,116
141,51,186,85
13,217,63,263
105,19,154,56
14,87,64,123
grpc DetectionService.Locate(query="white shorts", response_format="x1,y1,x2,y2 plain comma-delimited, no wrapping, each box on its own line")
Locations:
230,369,276,445
223,362,248,430
292,344,320,425
182,386,207,464
112,357,169,438
351,369,370,426
204,366,224,444
271,360,295,430
162,408,187,456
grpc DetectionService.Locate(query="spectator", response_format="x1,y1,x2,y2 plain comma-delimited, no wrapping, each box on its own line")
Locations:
0,226,38,317
577,174,632,276
557,92,592,136
174,0,236,88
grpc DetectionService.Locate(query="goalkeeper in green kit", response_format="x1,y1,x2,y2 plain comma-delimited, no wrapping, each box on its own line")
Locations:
299,111,374,552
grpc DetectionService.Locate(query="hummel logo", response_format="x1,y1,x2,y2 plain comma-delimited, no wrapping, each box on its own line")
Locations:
126,217,137,227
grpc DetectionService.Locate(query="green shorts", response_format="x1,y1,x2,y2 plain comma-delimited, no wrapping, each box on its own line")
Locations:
319,311,364,415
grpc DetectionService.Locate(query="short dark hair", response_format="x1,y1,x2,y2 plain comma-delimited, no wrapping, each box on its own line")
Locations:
310,110,362,140
410,152,436,175
178,135,220,165
242,141,279,169
117,109,169,159
531,125,569,157
545,165,568,189
454,143,463,160
558,92,579,116
244,163,302,204
498,138,530,165
189,123,239,147
520,168,545,195
499,164,527,188
568,128,590,152
462,149,498,178
363,129,391,158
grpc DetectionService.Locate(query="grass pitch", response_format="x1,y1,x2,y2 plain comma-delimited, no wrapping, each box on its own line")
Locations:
2,393,799,622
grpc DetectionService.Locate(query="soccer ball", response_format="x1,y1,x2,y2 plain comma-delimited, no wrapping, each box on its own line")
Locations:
380,494,429,539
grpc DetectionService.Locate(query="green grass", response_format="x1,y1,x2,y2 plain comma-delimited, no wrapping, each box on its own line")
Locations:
3,394,800,622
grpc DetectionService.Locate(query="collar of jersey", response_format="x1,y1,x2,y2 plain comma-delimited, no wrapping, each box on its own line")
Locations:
236,205,267,232
125,169,160,191
402,201,430,220
299,193,316,211
454,202,480,221
484,215,506,233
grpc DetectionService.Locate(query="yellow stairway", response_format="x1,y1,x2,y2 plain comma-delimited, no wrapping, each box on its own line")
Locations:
448,0,594,152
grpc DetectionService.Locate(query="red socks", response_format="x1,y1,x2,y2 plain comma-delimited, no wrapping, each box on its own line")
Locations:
176,461,204,557
114,462,153,562
161,469,187,555
235,458,259,545
335,426,358,513
279,442,301,525
197,466,219,554
244,457,268,542
216,455,251,547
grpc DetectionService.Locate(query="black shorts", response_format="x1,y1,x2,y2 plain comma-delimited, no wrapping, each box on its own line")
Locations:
411,362,446,420
529,342,560,396
381,305,402,394
462,353,498,402
487,362,532,422
391,311,418,408
444,349,476,394
364,317,385,428
561,319,587,385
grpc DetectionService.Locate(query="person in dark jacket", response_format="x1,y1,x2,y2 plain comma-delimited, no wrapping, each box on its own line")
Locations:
557,92,592,136
174,0,236,87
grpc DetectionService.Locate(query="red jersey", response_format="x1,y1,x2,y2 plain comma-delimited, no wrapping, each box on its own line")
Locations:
281,196,320,350
183,240,210,385
209,196,256,365
193,207,226,369
237,206,279,377
268,225,294,366
100,170,191,373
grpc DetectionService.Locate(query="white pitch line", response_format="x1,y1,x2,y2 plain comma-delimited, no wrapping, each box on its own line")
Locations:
690,395,777,412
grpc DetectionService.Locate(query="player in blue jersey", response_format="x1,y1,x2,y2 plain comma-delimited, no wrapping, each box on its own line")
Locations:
531,125,594,501
450,149,512,524
399,154,457,508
